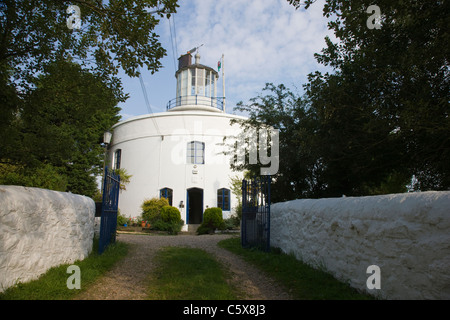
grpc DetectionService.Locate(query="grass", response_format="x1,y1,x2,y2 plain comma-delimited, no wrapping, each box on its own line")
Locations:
1,235,375,300
0,239,129,300
146,246,240,300
218,237,374,300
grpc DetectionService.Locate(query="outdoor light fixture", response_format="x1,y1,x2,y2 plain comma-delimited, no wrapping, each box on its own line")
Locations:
179,201,184,208
103,131,112,145
101,130,112,189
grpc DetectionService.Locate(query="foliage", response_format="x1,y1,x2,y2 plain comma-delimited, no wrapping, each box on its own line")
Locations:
197,207,224,235
298,0,450,192
112,167,132,191
0,60,122,196
157,206,183,234
0,0,179,196
0,162,68,191
161,206,181,224
231,0,449,200
0,0,179,91
151,218,184,235
141,198,183,234
126,216,141,227
223,217,240,230
117,212,128,226
141,197,170,222
92,189,103,202
232,83,330,201
229,172,251,220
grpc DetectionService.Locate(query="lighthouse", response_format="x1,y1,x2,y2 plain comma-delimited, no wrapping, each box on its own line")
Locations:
106,50,246,231
167,51,223,112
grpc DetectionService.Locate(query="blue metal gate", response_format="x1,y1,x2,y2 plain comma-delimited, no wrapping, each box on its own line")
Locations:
241,176,271,252
98,167,120,254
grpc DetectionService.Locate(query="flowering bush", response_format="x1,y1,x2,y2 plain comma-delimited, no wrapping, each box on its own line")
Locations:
127,216,140,226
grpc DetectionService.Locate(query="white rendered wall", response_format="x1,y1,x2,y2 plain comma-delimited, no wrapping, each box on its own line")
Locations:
109,110,246,228
270,191,450,300
0,186,95,293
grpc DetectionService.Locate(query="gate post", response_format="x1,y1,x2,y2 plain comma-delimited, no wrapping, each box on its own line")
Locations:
98,167,120,254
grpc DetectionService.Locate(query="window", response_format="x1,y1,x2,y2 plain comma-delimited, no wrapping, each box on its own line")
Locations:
181,69,188,96
205,70,211,97
197,68,204,96
114,149,121,170
187,141,205,164
160,188,173,206
176,71,182,98
211,73,215,96
217,188,230,211
191,68,196,95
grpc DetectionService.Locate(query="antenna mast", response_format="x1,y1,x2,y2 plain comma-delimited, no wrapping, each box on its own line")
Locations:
222,54,225,112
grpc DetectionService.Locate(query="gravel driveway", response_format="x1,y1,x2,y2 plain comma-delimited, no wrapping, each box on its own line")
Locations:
74,233,292,300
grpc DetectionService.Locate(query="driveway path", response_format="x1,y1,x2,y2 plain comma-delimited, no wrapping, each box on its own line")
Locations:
74,233,292,300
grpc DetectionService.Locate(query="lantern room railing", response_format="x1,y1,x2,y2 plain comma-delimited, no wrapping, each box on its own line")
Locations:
166,96,225,111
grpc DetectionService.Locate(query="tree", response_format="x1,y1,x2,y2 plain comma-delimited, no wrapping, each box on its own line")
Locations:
0,0,179,195
1,0,178,88
1,0,178,139
231,0,449,199
0,59,122,196
289,0,450,192
232,83,326,201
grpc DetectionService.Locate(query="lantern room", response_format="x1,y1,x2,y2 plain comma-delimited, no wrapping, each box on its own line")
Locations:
166,52,223,112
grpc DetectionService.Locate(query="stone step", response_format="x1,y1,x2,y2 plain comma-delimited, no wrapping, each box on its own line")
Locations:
186,224,201,234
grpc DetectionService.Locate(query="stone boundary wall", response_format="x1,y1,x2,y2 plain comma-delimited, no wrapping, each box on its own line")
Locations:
0,185,95,293
270,191,450,300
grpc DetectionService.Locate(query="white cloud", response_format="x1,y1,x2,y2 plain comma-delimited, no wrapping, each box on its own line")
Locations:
170,0,335,107
119,0,337,117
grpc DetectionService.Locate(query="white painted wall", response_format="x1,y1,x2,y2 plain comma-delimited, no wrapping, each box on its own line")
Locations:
109,110,246,229
270,191,450,300
0,185,95,293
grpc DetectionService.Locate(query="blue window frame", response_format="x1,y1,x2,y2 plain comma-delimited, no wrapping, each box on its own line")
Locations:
217,188,230,211
187,141,205,164
160,187,173,206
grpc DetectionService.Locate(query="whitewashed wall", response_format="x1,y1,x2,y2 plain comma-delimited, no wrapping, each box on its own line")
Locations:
109,110,246,229
0,185,95,293
270,191,450,300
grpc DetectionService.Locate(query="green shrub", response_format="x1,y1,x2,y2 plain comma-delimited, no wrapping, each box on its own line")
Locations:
151,219,184,235
0,162,67,191
197,207,224,235
196,224,212,235
117,211,128,226
223,216,240,230
234,200,242,221
141,197,169,222
149,205,183,235
161,206,181,224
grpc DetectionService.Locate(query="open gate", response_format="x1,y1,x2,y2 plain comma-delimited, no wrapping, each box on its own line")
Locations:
98,167,120,254
241,176,271,252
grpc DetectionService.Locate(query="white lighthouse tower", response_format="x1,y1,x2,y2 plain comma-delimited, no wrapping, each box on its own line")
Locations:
168,51,223,112
107,51,246,231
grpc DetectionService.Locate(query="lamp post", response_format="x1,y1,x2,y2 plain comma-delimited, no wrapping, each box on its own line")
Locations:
101,131,112,191
103,131,112,145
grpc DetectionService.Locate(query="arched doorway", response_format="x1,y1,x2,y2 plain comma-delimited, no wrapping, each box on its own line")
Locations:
187,188,203,224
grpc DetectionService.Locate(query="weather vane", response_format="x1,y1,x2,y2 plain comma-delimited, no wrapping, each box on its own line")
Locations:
187,44,204,54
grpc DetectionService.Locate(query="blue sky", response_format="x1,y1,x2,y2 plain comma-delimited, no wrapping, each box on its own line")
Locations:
117,0,335,120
